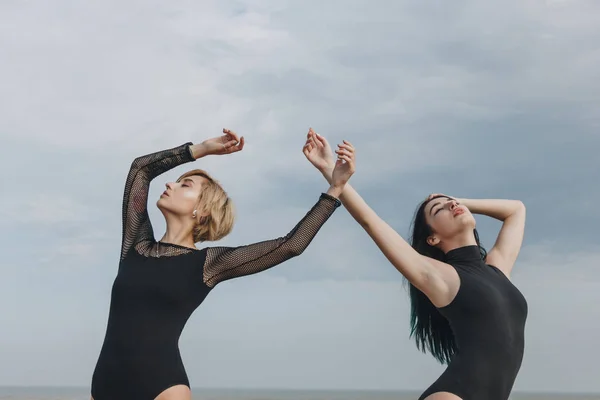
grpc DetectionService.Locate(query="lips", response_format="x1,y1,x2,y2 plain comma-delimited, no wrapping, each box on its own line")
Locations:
453,208,464,216
161,191,169,197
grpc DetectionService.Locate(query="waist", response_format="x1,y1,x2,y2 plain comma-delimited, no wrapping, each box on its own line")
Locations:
96,338,182,368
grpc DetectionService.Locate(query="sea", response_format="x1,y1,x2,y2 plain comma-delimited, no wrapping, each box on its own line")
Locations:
0,387,599,400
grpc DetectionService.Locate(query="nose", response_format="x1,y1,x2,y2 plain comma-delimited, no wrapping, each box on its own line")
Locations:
449,199,458,209
165,182,174,190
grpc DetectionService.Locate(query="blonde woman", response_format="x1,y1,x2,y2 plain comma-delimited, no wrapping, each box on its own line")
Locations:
90,129,356,400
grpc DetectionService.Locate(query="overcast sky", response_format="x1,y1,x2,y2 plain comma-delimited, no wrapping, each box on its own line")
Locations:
1,0,599,394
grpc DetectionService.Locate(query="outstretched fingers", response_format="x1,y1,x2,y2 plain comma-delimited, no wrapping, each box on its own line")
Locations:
223,136,244,153
236,136,245,151
337,153,353,164
303,140,313,156
314,132,327,148
335,140,355,168
336,141,355,158
339,140,355,151
307,127,328,149
223,128,240,143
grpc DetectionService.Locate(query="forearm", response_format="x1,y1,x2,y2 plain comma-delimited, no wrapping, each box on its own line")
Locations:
121,142,195,259
458,198,525,221
203,193,340,286
325,183,344,199
130,142,195,177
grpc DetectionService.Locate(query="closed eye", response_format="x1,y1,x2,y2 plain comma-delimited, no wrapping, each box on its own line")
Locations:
431,198,453,216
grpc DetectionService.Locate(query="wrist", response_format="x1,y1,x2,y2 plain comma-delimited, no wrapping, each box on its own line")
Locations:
326,183,344,198
190,143,209,159
320,166,334,183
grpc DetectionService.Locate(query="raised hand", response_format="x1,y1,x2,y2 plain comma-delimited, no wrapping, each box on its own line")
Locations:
302,128,335,174
331,139,356,189
426,193,455,201
199,128,245,156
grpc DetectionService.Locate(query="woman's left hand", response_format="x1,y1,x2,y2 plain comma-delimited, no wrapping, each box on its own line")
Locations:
331,140,356,188
200,129,245,156
427,193,456,202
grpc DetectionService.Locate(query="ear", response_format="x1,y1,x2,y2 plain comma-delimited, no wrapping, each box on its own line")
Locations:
192,207,211,219
195,211,211,225
427,234,440,247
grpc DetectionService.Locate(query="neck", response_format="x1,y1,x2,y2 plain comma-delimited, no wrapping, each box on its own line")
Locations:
160,214,196,249
439,230,478,254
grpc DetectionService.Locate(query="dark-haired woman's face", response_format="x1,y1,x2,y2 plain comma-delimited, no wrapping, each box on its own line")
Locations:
424,197,476,242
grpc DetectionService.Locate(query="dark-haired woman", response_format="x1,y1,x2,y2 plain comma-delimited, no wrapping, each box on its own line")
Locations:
302,129,527,400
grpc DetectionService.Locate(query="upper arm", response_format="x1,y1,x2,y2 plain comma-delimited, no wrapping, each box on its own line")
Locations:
119,143,195,261
202,240,288,287
120,159,154,260
485,201,526,278
361,216,454,306
337,184,455,305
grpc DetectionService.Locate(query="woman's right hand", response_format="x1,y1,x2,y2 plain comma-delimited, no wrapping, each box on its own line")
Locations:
193,128,245,158
327,140,356,197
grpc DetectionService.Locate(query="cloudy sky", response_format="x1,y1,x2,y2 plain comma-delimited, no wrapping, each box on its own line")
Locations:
1,0,599,394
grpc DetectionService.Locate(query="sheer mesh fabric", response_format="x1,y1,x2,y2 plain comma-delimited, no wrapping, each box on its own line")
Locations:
203,193,340,287
134,241,201,258
120,142,341,286
120,142,195,261
97,143,342,400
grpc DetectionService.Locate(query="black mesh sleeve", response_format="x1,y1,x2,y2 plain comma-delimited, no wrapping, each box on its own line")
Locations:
120,142,195,261
203,193,341,287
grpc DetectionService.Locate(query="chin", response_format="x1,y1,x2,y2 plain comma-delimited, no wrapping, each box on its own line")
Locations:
456,215,476,229
466,219,477,230
156,197,170,211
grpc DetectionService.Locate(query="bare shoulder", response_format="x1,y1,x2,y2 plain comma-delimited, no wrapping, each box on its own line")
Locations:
420,256,461,308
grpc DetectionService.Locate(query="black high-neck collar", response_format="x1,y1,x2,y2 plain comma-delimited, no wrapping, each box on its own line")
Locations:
445,245,483,264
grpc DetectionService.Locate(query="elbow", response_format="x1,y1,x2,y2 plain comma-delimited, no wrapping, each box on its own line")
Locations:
513,200,526,216
502,200,525,222
287,245,305,258
284,240,309,258
130,157,145,170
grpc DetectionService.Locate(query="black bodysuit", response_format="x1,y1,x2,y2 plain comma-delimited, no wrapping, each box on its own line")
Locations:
419,245,528,400
90,143,341,400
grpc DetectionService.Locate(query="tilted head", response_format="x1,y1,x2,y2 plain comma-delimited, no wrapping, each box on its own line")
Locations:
413,194,477,256
156,169,234,242
407,194,486,364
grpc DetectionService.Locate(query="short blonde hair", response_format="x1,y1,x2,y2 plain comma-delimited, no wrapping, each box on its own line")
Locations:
177,169,235,242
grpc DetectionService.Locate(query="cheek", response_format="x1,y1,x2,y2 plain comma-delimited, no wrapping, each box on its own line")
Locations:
163,191,198,212
180,190,201,207
430,214,455,235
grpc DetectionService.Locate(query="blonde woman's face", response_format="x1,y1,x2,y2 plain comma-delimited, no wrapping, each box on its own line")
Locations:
157,175,207,217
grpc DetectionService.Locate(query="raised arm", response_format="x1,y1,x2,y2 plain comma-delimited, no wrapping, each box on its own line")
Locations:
303,130,451,306
202,193,341,287
328,183,449,303
120,142,195,260
203,137,355,287
120,128,245,261
456,198,526,277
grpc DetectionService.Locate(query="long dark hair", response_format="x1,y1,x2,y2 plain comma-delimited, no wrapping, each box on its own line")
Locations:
407,195,487,364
